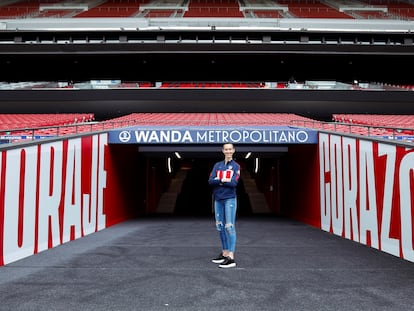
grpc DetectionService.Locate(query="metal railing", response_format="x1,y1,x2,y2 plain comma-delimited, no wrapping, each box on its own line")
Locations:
1,119,414,145
0,120,139,144
290,119,414,142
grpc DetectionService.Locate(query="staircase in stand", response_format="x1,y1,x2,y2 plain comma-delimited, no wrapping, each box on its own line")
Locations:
157,170,187,214
241,170,270,214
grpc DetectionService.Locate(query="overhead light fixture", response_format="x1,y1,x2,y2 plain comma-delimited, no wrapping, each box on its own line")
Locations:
254,157,259,174
174,152,181,159
167,157,172,173
245,152,252,159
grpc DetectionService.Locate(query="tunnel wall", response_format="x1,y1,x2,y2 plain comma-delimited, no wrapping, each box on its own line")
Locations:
319,133,414,263
2,130,414,266
278,132,414,263
0,133,138,266
281,144,321,227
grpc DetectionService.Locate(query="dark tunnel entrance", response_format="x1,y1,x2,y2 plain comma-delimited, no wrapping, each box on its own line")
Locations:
131,145,290,218
169,158,252,217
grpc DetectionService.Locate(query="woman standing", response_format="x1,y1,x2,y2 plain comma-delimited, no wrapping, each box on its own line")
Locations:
208,143,240,268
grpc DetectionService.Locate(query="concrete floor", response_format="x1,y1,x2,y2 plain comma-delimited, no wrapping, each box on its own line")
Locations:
1,215,414,311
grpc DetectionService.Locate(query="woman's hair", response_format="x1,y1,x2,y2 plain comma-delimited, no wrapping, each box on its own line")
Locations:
222,142,234,149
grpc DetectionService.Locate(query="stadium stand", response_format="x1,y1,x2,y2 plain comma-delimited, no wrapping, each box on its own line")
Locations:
1,0,414,20
250,10,283,18
0,112,319,143
0,113,94,130
104,112,315,126
1,109,414,144
0,1,413,143
0,113,95,143
159,82,266,88
73,0,150,18
3,112,411,143
276,0,352,18
330,114,414,138
332,113,414,128
184,0,243,18
88,112,414,142
2,80,414,91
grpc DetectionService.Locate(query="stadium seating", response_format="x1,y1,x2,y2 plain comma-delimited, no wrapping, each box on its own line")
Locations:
3,0,413,20
333,113,414,127
184,0,243,18
144,9,178,18
1,112,413,143
251,10,283,18
0,113,95,143
276,0,352,19
3,112,319,141
0,0,41,18
103,112,315,126
331,114,414,137
0,113,94,130
73,1,150,18
159,82,265,88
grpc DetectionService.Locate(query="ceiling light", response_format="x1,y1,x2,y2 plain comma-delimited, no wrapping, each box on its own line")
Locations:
254,158,259,174
167,157,172,173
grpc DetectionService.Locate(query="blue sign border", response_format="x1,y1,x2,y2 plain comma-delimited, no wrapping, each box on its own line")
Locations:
108,126,317,144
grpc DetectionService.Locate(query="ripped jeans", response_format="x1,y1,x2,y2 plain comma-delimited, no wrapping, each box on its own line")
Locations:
214,197,237,253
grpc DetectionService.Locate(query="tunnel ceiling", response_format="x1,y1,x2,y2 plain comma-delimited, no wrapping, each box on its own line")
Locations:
137,145,289,159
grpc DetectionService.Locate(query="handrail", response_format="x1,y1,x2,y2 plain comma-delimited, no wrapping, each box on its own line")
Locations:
0,120,138,143
290,119,414,140
1,118,414,144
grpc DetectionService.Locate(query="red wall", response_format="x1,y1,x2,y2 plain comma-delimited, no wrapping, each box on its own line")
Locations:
319,133,414,262
2,131,414,266
281,144,321,228
0,134,138,266
104,144,142,226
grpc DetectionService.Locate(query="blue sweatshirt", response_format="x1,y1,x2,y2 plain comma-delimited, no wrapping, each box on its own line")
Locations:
208,159,240,200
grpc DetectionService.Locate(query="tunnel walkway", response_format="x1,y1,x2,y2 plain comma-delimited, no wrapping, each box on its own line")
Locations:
1,215,414,310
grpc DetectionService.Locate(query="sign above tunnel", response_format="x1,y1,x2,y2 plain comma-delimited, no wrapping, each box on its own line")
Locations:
108,126,318,144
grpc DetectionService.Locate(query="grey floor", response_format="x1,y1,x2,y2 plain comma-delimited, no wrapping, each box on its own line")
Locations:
1,215,414,311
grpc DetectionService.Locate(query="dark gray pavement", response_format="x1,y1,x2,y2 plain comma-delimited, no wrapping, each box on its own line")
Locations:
1,215,414,311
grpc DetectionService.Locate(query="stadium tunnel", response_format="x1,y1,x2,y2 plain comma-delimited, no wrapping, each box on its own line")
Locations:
0,117,321,267
2,114,414,267
106,119,320,222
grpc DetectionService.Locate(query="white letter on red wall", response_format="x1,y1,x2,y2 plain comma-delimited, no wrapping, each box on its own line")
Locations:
342,137,359,242
82,135,98,235
359,141,379,249
38,141,63,252
400,152,414,261
319,133,331,232
62,138,82,243
3,147,38,264
97,134,107,231
330,135,343,236
83,134,107,234
379,144,399,257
